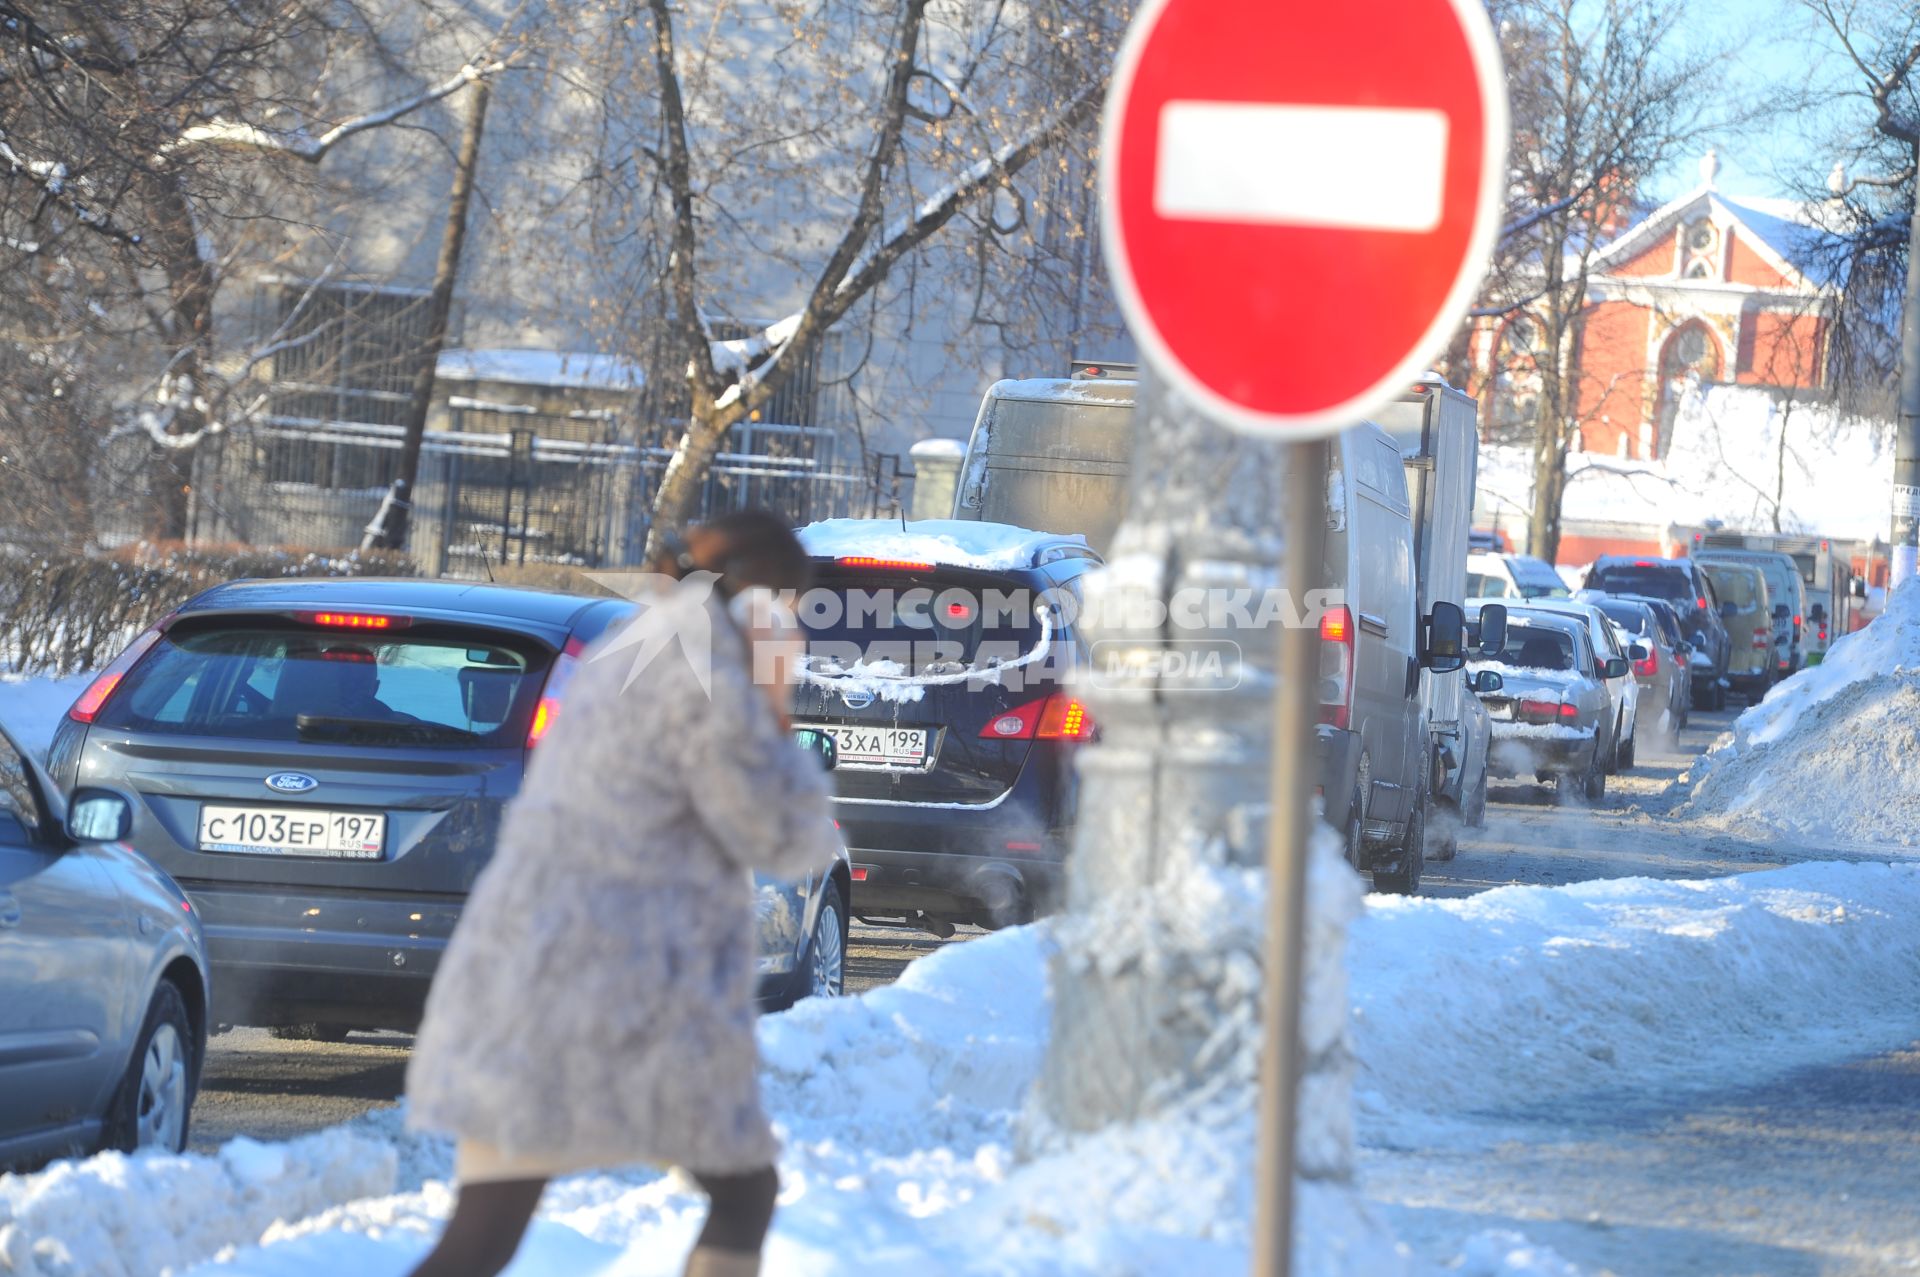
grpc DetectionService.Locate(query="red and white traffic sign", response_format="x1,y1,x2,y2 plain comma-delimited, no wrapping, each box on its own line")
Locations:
1102,0,1509,436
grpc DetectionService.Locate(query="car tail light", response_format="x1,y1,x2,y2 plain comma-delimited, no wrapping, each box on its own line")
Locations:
1752,626,1770,650
1633,650,1658,677
1317,605,1355,729
980,693,1095,741
69,626,166,724
1517,698,1559,724
1696,597,1708,610
527,636,589,748
1819,626,1828,642
836,556,934,571
298,611,409,630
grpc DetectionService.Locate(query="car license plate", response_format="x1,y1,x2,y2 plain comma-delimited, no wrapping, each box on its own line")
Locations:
800,724,929,769
198,804,386,860
1486,700,1515,721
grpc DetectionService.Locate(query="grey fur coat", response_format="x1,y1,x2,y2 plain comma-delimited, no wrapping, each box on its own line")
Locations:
406,584,841,1174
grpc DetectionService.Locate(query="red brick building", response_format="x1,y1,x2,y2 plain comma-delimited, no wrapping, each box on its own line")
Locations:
1469,154,1833,460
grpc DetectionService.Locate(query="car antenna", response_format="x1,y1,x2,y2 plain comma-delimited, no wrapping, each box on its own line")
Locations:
477,542,497,584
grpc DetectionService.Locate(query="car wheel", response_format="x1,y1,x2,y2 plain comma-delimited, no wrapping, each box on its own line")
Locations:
1619,732,1636,771
1465,768,1488,829
1712,681,1728,711
1372,793,1424,895
805,883,849,1001
1342,792,1365,872
104,982,197,1155
1583,740,1608,804
270,1023,353,1043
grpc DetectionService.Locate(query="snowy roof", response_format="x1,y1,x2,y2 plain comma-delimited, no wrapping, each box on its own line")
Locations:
436,348,646,391
908,438,968,460
796,519,1086,570
1589,184,1844,292
987,377,1136,406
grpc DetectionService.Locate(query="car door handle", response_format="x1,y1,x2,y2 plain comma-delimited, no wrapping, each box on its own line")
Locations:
0,893,20,928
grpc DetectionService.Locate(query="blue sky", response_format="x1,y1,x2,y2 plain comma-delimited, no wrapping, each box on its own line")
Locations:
1647,0,1864,203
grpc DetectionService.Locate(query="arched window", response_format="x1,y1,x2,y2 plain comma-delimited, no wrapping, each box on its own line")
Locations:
1489,314,1546,442
1655,321,1723,457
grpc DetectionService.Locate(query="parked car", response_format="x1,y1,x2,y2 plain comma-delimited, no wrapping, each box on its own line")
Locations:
1482,599,1640,770
1582,556,1732,709
1466,551,1572,601
1695,559,1774,703
791,520,1101,933
1581,595,1688,743
1466,610,1622,803
46,579,854,1035
1,724,209,1168
1695,548,1807,679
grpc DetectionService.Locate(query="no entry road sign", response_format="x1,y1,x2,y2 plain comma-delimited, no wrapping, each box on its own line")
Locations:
1102,0,1509,436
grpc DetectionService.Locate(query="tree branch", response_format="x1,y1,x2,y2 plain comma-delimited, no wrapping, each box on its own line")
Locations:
643,0,715,401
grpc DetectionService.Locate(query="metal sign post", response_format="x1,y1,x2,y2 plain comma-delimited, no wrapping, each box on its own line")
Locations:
1252,437,1330,1276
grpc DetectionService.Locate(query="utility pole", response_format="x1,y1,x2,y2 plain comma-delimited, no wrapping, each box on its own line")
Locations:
377,80,491,553
1888,194,1920,588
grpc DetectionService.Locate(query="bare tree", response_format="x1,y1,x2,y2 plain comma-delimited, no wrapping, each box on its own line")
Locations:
1467,0,1727,561
539,0,1114,551
0,1,516,540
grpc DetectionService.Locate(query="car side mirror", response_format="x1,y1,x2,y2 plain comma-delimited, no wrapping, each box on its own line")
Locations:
1603,657,1630,679
1424,600,1465,673
792,728,839,772
1476,603,1508,656
1772,603,1790,620
1471,669,1504,693
1629,643,1651,662
66,787,133,844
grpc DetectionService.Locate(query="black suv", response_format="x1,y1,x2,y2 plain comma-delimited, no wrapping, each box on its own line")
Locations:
791,522,1100,934
1583,556,1732,710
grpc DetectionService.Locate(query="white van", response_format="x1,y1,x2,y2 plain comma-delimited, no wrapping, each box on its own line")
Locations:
1466,552,1572,601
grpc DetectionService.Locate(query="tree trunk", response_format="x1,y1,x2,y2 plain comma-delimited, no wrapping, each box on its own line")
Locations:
645,401,742,557
1527,366,1567,563
1034,371,1288,1128
143,174,218,542
381,81,491,553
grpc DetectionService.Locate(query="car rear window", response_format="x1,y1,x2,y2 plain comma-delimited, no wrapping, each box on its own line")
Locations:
1488,624,1576,672
1595,602,1652,636
1701,566,1758,607
1589,564,1690,601
95,623,551,747
797,570,1064,684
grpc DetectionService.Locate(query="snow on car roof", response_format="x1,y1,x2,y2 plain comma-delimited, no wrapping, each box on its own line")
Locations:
796,519,1086,571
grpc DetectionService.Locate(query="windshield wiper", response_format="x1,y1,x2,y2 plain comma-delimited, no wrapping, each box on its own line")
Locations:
295,715,481,746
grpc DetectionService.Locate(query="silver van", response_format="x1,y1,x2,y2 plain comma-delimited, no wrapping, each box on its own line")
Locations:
1315,422,1471,894
1695,548,1807,679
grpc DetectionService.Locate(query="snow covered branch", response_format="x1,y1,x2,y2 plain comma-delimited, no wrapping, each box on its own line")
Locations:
160,60,506,164
0,128,141,245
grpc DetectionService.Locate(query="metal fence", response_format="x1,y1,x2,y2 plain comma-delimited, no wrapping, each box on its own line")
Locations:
177,411,911,576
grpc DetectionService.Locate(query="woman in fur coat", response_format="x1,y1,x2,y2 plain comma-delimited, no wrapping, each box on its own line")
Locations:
404,511,841,1277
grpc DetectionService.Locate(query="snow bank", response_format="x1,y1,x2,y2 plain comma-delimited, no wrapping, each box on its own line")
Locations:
796,519,1083,571
0,1130,396,1277
1351,860,1920,1148
1687,580,1920,847
0,671,88,759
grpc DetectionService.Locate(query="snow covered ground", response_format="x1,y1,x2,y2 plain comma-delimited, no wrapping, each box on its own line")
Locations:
7,855,1918,1276
1687,580,1920,849
0,670,87,758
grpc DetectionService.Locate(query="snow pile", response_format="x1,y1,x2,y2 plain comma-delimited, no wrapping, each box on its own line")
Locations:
0,671,88,758
1352,860,1920,1147
1686,580,1920,847
1476,384,1893,542
0,1130,397,1277
796,519,1084,571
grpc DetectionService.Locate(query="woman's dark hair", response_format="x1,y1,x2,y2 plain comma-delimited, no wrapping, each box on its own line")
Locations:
678,509,813,594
